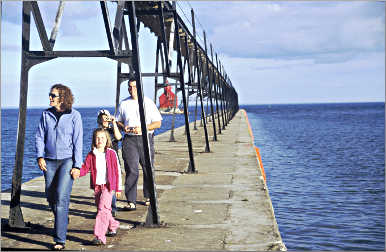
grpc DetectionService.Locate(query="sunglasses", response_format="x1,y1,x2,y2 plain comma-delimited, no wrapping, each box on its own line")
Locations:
49,93,60,99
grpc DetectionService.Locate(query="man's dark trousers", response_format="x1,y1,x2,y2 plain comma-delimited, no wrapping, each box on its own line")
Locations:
122,134,155,204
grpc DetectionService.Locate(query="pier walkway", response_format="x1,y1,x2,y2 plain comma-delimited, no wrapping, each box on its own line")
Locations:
1,109,286,251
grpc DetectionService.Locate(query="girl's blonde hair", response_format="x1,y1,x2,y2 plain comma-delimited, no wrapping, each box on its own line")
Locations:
91,128,112,151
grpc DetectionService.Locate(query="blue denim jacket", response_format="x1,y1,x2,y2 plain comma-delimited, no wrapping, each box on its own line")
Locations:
35,108,83,168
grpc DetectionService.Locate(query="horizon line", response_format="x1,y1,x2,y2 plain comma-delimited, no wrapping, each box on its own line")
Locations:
1,100,384,109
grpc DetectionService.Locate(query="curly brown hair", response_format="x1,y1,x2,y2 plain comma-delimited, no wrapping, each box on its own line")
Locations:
50,84,74,111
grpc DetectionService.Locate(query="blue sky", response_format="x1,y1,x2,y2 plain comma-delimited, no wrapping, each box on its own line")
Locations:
1,1,385,108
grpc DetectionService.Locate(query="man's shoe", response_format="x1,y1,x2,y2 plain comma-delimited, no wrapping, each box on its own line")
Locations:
123,202,136,211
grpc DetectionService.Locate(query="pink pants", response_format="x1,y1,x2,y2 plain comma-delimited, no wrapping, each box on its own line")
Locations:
94,185,119,244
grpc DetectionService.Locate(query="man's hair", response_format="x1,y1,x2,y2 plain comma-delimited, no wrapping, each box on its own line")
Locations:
50,84,74,111
128,73,136,83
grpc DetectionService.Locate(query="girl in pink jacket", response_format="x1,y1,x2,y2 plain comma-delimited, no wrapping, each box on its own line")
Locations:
77,128,122,245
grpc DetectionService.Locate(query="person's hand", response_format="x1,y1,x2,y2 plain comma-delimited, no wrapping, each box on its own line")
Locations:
134,126,142,135
37,158,47,171
70,168,80,179
124,126,132,134
116,192,121,198
124,126,141,134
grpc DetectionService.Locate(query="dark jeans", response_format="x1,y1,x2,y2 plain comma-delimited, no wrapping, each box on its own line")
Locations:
121,134,155,203
43,158,74,244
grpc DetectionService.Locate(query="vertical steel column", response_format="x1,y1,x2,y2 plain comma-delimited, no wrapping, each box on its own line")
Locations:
173,8,196,173
224,71,230,126
115,62,122,113
183,37,195,137
193,85,198,130
191,9,210,153
199,57,206,127
203,32,217,141
186,40,195,123
8,2,32,228
154,38,161,104
169,62,179,142
115,24,124,113
221,65,228,127
210,44,221,134
184,36,194,114
216,54,226,130
223,80,229,126
224,85,229,126
157,1,170,76
127,2,159,226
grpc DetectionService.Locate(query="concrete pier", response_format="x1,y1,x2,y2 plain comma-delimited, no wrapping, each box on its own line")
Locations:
1,110,286,251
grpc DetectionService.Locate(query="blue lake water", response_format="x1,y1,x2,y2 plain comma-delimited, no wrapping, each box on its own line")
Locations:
2,102,385,250
242,102,385,251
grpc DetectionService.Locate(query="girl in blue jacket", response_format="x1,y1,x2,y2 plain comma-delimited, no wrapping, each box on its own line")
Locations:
35,84,83,251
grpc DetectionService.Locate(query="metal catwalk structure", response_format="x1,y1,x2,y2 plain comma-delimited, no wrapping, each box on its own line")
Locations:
8,1,239,229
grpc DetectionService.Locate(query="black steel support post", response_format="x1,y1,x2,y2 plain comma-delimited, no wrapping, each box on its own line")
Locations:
191,9,210,153
193,87,198,130
127,2,159,226
173,9,196,173
115,23,124,113
210,44,221,134
9,2,32,229
224,79,229,126
224,76,229,125
216,55,226,130
157,1,170,76
185,43,194,119
183,36,194,135
169,63,179,142
201,57,207,127
204,64,210,123
116,62,122,113
203,32,217,141
192,58,199,130
221,68,228,127
220,65,227,126
154,38,161,103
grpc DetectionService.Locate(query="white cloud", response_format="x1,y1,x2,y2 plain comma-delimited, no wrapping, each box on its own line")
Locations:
189,1,385,61
221,51,384,104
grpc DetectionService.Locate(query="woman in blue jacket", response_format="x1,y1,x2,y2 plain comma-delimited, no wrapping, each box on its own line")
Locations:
35,84,83,250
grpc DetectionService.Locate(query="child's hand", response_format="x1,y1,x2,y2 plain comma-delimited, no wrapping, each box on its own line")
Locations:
70,168,80,179
37,158,47,171
116,192,121,198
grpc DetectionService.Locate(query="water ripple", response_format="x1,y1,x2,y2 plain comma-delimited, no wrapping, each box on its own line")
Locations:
242,103,385,251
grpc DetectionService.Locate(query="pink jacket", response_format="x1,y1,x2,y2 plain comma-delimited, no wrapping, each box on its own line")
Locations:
80,148,121,192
